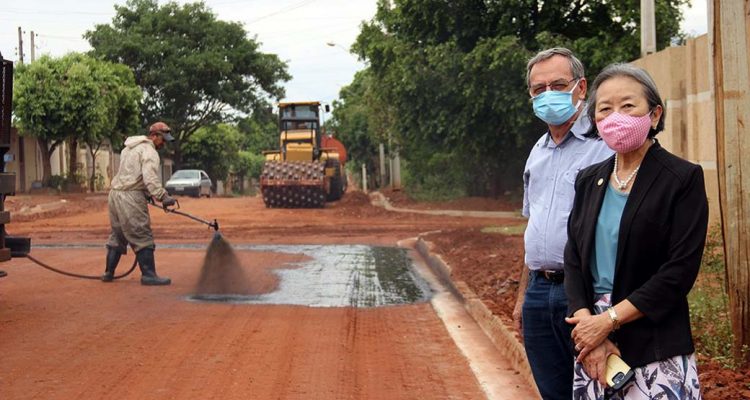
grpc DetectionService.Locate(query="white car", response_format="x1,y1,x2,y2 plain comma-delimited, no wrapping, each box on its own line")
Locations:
165,169,212,198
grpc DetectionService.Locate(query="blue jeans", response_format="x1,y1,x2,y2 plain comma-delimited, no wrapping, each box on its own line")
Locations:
522,272,574,400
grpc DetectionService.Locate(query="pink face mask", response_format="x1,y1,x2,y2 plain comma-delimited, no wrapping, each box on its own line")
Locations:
596,111,653,153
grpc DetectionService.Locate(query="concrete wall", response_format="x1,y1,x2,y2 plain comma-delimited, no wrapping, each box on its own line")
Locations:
6,129,120,192
632,35,720,225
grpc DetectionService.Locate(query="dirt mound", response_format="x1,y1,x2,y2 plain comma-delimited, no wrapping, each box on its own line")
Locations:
336,190,370,206
329,190,390,218
422,228,524,326
7,193,108,222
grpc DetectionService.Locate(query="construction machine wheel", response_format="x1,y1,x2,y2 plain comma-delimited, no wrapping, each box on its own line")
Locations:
260,161,326,208
325,159,344,202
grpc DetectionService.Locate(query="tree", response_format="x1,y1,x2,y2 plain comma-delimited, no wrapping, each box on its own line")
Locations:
85,0,291,166
232,150,265,193
181,123,241,188
81,61,141,191
13,53,140,184
329,70,381,183
236,104,278,154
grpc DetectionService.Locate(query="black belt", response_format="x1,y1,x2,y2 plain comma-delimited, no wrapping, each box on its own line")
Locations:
534,269,564,283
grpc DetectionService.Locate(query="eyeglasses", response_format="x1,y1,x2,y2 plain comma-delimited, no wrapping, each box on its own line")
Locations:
529,78,579,97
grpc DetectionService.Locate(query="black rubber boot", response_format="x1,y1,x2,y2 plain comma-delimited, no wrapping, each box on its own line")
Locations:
101,247,122,282
136,247,171,286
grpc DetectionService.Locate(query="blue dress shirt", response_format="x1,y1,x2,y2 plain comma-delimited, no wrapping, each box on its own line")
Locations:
522,115,613,271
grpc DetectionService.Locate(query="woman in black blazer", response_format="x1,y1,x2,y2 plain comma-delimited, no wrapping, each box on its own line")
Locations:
563,64,708,399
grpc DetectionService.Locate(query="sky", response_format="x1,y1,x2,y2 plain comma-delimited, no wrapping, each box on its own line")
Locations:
1,0,709,112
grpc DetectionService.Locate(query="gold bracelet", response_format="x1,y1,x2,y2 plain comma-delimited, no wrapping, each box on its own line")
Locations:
607,307,620,331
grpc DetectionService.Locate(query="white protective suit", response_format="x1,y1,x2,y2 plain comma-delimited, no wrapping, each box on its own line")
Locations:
106,136,168,253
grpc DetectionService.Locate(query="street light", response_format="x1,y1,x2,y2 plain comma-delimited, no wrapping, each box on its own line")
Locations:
326,42,349,52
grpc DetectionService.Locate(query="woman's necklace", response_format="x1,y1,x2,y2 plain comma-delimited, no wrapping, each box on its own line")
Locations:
613,153,640,191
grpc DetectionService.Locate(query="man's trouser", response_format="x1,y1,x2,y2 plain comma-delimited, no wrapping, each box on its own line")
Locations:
106,190,154,253
522,270,575,400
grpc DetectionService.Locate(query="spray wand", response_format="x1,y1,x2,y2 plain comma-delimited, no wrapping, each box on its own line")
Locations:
148,198,220,232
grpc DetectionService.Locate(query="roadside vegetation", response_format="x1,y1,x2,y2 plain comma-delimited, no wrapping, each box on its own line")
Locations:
690,226,749,369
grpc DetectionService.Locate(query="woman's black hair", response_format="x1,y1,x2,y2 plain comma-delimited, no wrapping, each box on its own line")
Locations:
584,63,666,138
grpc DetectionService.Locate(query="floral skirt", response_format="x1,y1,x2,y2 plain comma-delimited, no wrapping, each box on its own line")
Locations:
572,294,701,400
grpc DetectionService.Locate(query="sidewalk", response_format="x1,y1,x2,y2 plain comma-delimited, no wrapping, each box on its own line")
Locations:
369,191,524,219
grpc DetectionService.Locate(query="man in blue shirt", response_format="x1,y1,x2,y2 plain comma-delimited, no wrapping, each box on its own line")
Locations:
512,48,612,399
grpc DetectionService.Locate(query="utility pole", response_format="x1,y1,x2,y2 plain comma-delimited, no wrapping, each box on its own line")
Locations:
17,27,24,65
378,143,386,188
640,0,657,56
29,31,35,62
361,163,367,193
392,150,401,190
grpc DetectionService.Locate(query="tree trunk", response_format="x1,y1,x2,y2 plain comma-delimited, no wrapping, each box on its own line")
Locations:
711,0,750,365
171,141,182,170
87,143,101,192
68,137,78,182
37,138,53,185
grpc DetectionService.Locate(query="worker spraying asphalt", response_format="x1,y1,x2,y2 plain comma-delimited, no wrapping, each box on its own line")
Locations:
25,200,252,298
103,121,177,286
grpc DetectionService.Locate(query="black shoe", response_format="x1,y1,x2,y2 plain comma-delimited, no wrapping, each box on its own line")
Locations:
101,247,122,282
140,275,171,285
0,270,6,278
136,247,171,286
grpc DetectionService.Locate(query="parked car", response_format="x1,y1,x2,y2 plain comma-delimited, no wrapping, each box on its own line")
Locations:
165,169,212,198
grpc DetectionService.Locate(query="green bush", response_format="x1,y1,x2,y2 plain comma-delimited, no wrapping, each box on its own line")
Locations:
402,153,467,202
47,175,66,191
689,224,748,369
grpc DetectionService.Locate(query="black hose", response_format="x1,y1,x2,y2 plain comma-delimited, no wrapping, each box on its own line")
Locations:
23,254,138,280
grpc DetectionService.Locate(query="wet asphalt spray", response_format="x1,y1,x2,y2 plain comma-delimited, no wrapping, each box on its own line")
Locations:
194,232,254,295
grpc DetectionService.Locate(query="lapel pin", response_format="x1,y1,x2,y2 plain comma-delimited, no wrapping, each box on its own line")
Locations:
597,178,604,186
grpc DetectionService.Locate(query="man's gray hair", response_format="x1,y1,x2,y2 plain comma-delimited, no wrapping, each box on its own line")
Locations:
586,63,666,137
526,47,585,86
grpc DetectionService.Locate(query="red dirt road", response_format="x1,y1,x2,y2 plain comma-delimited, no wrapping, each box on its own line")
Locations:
1,192,532,399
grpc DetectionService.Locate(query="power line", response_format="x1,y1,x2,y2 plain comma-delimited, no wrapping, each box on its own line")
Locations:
211,0,264,5
37,33,86,41
245,0,319,25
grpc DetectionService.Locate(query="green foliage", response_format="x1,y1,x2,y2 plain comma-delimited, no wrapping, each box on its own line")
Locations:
689,225,748,369
341,0,687,197
233,151,265,180
46,175,67,191
236,106,278,154
401,155,467,202
329,70,380,178
85,0,291,166
13,53,141,182
181,123,241,185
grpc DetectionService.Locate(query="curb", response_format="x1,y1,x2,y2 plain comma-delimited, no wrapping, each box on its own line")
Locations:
415,236,540,396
